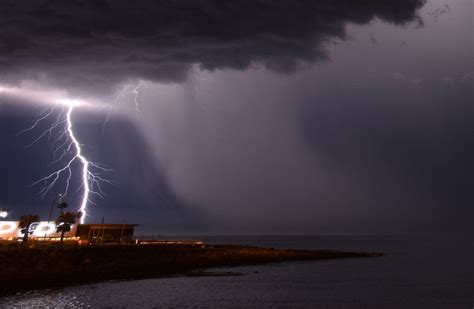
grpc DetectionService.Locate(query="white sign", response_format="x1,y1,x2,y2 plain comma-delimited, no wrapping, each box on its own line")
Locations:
0,221,77,239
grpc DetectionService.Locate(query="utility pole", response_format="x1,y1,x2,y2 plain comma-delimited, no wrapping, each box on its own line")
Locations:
45,194,62,240
120,219,126,244
48,194,62,223
100,216,105,244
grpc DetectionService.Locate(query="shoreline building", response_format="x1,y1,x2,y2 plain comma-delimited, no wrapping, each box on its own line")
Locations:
76,223,137,243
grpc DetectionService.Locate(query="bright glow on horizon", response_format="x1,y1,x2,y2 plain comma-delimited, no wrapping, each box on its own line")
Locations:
0,84,94,109
55,98,86,107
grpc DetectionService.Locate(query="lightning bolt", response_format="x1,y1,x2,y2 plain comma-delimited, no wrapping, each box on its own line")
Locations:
1,84,137,224
66,104,90,222
19,100,115,224
102,81,143,133
132,81,143,113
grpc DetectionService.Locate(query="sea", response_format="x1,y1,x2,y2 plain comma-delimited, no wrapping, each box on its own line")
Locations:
0,234,472,308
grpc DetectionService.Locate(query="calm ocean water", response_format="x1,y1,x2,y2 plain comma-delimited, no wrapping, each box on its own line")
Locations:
1,234,472,308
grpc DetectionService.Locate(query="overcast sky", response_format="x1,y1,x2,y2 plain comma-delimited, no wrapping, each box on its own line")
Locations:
1,0,472,234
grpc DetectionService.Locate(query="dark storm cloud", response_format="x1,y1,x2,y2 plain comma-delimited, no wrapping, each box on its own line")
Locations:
0,0,425,95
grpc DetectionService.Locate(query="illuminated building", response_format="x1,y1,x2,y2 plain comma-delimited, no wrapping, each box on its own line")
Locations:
0,221,137,243
76,224,137,243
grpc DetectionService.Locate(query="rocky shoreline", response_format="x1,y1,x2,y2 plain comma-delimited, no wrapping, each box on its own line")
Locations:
0,244,383,297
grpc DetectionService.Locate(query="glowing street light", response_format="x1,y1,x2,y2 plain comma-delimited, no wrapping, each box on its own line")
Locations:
0,208,9,219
